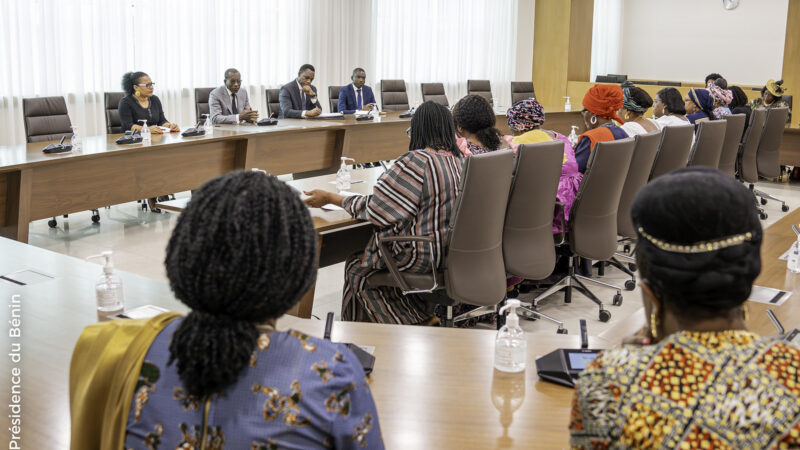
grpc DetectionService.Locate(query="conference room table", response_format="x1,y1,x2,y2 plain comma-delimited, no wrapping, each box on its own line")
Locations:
0,110,584,245
0,234,610,449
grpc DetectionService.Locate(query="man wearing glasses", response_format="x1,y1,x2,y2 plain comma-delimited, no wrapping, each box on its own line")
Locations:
209,68,259,124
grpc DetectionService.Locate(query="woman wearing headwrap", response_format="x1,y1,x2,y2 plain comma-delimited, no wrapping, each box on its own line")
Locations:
684,88,715,128
506,97,582,234
570,168,800,449
707,81,734,119
574,84,629,173
748,79,789,111
618,81,658,137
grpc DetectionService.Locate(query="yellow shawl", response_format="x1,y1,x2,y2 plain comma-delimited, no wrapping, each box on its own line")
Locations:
69,312,181,450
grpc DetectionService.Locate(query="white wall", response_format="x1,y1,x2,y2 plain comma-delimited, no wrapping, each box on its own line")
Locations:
616,0,787,85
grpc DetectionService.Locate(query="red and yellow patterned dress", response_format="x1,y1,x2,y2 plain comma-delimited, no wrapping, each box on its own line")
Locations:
570,330,800,449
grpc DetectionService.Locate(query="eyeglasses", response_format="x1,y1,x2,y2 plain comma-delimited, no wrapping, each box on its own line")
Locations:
405,126,411,138
136,83,156,88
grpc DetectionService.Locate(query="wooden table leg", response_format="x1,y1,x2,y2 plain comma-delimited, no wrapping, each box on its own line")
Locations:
287,234,323,318
0,170,32,243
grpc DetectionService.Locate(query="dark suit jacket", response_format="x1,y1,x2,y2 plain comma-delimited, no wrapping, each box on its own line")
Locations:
279,80,322,118
337,84,377,114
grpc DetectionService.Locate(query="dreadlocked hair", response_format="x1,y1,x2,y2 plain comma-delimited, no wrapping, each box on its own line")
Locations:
729,86,749,109
453,94,502,150
166,170,317,398
408,100,460,155
631,168,762,321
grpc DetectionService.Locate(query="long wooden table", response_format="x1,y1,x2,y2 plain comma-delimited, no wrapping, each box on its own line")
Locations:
0,236,608,449
0,111,584,245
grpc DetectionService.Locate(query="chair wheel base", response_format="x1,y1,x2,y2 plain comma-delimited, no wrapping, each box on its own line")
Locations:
782,204,790,212
760,212,768,220
599,309,611,322
48,219,57,228
91,214,100,223
557,328,568,334
761,198,768,205
628,263,637,272
613,293,623,306
624,280,636,291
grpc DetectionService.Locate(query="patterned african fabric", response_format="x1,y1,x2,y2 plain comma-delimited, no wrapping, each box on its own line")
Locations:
748,98,790,111
341,149,462,324
511,129,583,234
570,330,800,449
456,135,516,156
124,318,383,449
713,106,732,120
574,123,629,173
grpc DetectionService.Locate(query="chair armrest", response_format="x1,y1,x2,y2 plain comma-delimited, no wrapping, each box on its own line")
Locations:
376,235,439,294
554,202,567,246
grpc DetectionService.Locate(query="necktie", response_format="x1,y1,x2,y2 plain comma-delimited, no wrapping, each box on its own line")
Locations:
301,90,306,108
357,88,363,110
231,93,238,114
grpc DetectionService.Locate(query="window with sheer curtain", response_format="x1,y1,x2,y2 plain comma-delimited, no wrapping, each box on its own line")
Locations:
0,0,520,146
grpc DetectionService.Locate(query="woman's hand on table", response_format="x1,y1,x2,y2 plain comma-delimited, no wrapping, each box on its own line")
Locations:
303,189,345,208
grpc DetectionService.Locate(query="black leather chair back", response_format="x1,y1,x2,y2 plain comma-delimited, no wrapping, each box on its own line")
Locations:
421,83,449,106
329,86,343,113
380,80,409,111
266,89,281,117
467,80,493,106
22,96,72,143
195,87,214,122
104,92,125,134
510,82,535,105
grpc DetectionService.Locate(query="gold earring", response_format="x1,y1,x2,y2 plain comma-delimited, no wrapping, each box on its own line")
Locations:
650,313,659,339
742,305,749,322
134,91,140,98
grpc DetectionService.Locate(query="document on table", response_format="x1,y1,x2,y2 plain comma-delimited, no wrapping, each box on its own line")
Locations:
314,113,345,119
747,285,792,306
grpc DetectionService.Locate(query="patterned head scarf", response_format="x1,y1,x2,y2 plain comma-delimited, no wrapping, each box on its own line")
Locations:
582,84,624,123
688,88,714,111
765,79,786,97
706,81,733,106
506,97,545,132
621,81,648,113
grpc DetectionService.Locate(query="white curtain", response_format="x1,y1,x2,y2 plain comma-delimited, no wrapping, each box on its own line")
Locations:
372,0,519,109
590,0,623,82
0,0,521,146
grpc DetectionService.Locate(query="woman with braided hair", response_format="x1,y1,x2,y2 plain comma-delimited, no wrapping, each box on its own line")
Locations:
70,171,383,449
570,168,800,449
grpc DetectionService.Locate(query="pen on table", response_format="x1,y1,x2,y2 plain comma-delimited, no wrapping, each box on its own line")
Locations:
350,180,364,184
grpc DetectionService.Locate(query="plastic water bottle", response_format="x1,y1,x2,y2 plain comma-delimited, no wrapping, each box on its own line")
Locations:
70,126,81,150
139,119,151,144
336,157,355,191
495,299,526,373
788,237,800,273
203,114,213,135
87,251,124,320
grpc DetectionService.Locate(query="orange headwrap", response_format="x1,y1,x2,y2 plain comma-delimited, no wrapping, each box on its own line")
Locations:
582,84,624,123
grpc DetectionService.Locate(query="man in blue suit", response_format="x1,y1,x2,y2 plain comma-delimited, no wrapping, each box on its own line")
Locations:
338,68,377,114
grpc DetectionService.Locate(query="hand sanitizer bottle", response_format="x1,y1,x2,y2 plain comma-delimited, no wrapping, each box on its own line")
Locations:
203,114,213,134
336,157,356,191
495,299,526,373
563,96,572,112
139,119,151,144
87,251,124,319
568,125,580,147
789,237,800,273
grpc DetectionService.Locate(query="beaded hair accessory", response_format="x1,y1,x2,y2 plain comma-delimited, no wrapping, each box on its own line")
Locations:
637,227,754,253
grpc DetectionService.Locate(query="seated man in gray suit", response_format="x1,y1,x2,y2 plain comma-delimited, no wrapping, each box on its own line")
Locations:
279,64,322,118
209,68,258,124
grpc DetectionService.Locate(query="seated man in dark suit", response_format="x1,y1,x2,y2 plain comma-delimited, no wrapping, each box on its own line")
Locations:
209,68,259,124
279,64,322,118
338,67,377,114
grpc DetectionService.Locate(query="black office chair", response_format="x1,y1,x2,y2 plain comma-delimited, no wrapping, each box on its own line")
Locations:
22,96,100,227
510,82,535,105
328,86,343,113
194,87,214,122
421,83,449,106
104,92,125,134
380,80,410,111
467,80,493,106
753,107,791,212
266,89,281,117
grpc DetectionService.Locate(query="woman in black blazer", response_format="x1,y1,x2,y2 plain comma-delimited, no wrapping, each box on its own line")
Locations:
118,71,179,133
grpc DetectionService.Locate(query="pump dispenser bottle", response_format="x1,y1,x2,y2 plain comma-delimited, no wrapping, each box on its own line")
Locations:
495,299,527,373
568,125,580,148
87,251,124,318
336,157,356,191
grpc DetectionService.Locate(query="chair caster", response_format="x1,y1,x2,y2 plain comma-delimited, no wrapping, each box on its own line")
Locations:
48,219,57,228
564,288,572,303
760,198,768,205
91,214,100,223
556,327,568,334
613,293,623,306
760,212,768,220
628,263,637,272
782,204,790,212
141,203,148,211
507,287,520,299
599,309,611,322
623,244,631,253
624,280,636,291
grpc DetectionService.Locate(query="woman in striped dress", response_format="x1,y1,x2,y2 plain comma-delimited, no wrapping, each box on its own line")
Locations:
304,102,463,324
